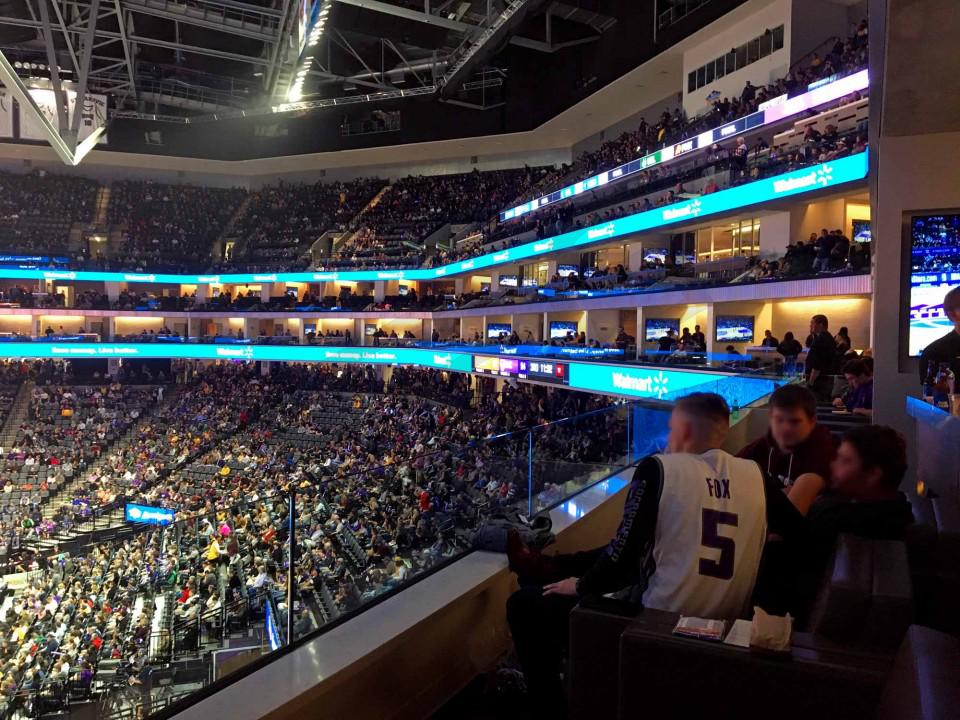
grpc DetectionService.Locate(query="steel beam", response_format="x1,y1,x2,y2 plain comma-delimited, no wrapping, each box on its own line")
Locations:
69,0,101,145
0,49,75,164
334,0,474,33
34,0,69,132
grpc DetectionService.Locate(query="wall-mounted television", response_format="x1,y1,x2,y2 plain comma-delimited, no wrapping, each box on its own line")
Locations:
487,323,512,339
557,264,579,277
715,315,755,343
499,274,518,287
522,277,539,287
645,318,680,341
851,219,872,244
549,321,578,339
364,324,377,337
397,284,409,296
908,214,960,357
644,248,668,264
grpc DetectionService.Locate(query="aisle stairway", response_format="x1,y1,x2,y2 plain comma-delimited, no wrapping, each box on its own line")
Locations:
0,381,33,452
334,183,392,256
216,191,255,261
33,384,185,552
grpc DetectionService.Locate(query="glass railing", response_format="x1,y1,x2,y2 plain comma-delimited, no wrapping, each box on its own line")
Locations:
0,396,681,720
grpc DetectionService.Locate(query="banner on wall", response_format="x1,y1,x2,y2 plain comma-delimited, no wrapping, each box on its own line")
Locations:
0,90,11,138
18,89,107,144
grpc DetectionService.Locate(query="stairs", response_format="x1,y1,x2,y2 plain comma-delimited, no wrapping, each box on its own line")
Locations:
35,384,184,551
94,185,111,226
335,184,392,255
0,381,32,452
215,191,255,262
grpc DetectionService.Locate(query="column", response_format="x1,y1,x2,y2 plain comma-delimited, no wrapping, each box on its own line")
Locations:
260,283,275,303
454,278,466,296
636,306,646,360
705,304,716,356
489,274,500,293
374,281,386,303
869,0,960,432
105,282,121,303
106,316,116,342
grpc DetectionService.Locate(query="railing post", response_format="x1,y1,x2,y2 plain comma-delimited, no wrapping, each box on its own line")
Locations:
527,429,533,518
287,490,295,645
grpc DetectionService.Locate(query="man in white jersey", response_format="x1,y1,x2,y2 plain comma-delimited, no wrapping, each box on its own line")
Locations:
506,393,805,712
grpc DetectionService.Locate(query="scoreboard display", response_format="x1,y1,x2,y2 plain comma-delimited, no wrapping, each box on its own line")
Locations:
472,355,569,384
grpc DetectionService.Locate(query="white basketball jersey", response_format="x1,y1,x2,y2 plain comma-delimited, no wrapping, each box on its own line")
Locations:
642,449,767,621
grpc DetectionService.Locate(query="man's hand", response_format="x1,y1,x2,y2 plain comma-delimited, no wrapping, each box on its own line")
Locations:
543,577,579,596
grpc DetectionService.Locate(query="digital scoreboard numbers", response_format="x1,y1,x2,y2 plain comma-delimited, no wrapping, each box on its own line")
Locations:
520,359,569,384
473,355,569,384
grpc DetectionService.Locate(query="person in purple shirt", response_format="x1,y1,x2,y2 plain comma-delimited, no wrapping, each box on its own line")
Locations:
834,358,873,417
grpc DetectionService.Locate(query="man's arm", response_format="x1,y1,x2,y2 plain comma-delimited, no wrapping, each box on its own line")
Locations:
765,473,808,539
570,456,663,597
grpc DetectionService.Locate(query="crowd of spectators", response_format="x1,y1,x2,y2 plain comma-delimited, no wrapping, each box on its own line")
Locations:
0,171,98,257
0,359,630,715
231,179,384,269
107,181,246,270
339,167,550,267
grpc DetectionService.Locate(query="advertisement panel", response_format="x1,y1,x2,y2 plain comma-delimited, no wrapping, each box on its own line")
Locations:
0,343,474,371
125,502,175,525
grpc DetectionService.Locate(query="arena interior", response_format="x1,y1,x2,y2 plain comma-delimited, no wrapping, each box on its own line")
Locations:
0,0,956,718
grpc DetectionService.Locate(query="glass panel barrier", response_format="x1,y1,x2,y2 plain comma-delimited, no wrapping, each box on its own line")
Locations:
0,374,778,720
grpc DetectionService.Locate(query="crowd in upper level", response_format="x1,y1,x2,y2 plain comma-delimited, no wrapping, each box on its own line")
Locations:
0,22,869,283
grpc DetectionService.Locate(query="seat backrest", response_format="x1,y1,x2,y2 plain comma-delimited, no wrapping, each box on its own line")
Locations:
876,625,960,720
807,533,874,640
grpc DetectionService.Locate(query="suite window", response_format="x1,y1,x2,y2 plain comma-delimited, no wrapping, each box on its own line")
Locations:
687,24,785,93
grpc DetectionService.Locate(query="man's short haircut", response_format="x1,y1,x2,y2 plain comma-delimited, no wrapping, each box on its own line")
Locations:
769,384,817,418
674,392,730,430
811,314,829,328
842,425,908,489
944,286,960,317
842,358,869,377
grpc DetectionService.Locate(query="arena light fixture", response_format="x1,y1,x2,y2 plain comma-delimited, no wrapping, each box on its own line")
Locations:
286,0,333,102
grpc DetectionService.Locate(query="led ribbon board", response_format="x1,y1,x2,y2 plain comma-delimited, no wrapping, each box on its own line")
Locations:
0,343,474,372
566,362,778,407
125,502,175,526
499,69,869,222
0,152,867,287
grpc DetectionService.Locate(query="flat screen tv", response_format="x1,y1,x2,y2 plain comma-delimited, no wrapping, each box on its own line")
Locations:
715,315,755,343
364,324,377,337
487,323,512,339
522,277,539,287
398,284,409,296
908,214,960,356
851,219,872,244
499,274,518,287
549,321,578,339
644,248,668,264
557,264,579,277
645,318,680,341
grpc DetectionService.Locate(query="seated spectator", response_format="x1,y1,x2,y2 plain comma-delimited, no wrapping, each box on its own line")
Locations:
738,384,836,513
759,425,912,620
832,358,873,417
506,393,804,713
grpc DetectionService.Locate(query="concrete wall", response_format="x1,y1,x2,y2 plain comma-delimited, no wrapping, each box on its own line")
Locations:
789,0,853,65
682,0,791,117
586,309,621,344
770,296,871,350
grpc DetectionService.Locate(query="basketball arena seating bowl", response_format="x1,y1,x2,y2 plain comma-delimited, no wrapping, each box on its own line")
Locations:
568,524,958,720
